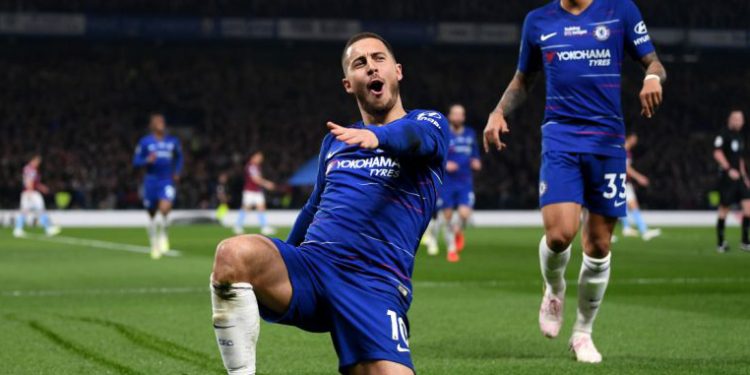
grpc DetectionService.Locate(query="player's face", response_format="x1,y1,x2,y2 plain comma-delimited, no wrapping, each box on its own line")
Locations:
150,115,166,134
251,153,263,164
31,156,41,167
448,105,466,127
729,111,745,131
342,38,402,116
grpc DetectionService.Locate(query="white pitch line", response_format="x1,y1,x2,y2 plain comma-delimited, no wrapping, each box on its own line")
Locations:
19,234,182,257
1,277,747,298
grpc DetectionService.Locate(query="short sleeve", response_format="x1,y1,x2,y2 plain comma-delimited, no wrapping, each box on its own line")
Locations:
517,13,542,74
622,0,656,60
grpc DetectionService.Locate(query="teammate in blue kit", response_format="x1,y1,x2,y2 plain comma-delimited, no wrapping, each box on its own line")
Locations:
483,0,667,362
209,32,448,375
437,104,481,262
133,113,183,259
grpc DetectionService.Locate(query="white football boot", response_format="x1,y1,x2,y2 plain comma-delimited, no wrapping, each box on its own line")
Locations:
539,290,564,338
569,331,602,363
641,228,662,241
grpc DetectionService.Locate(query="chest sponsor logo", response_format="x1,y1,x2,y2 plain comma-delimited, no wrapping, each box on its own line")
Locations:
327,155,401,178
548,48,612,66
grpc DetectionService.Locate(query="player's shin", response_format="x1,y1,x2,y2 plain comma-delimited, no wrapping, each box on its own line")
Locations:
742,216,750,244
211,278,259,375
539,235,571,298
717,218,726,246
15,214,24,230
573,253,611,334
630,209,648,234
159,213,170,253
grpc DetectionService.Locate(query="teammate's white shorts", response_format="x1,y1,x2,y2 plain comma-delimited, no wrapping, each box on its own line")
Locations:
242,190,266,208
625,182,637,203
20,191,45,212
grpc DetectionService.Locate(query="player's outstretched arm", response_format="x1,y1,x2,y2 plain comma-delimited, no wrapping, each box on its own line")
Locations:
287,136,332,246
483,70,538,152
626,164,649,187
328,113,448,159
639,52,667,118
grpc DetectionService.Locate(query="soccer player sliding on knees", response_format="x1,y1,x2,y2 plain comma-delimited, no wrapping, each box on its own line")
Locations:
209,32,449,375
483,0,666,363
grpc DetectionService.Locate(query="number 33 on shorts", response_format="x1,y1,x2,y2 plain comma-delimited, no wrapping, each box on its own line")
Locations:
386,309,410,353
603,173,627,202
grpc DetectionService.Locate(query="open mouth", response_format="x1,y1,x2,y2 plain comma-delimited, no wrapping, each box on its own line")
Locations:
367,79,385,96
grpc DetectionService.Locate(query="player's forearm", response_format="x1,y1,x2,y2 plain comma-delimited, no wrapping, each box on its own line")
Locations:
642,53,667,83
493,72,533,117
714,150,731,170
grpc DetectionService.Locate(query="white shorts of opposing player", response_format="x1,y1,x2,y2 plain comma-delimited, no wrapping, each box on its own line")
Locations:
234,191,274,236
242,191,265,208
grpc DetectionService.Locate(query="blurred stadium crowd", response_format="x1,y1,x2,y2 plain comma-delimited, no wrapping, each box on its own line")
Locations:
3,0,749,28
0,1,748,211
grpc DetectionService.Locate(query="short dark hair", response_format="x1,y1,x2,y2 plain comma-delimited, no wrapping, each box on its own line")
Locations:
341,32,396,71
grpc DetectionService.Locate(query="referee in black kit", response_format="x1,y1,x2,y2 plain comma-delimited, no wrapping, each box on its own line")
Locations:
714,109,750,253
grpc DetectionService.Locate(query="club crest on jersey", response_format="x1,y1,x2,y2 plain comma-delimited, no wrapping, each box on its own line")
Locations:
594,25,610,41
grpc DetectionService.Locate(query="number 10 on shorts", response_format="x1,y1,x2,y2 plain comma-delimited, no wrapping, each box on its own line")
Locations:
387,309,410,352
603,173,626,200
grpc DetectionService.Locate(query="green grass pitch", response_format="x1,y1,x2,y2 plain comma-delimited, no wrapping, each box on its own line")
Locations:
1,225,749,374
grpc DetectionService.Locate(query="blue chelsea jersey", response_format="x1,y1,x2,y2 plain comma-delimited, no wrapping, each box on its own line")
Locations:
518,0,656,157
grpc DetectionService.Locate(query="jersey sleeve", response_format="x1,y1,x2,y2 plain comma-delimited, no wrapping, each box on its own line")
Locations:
622,0,656,60
517,13,542,74
132,138,149,167
287,135,331,246
367,110,449,160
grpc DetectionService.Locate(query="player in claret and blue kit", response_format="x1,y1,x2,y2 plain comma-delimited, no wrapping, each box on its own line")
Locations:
209,32,449,375
133,113,183,259
483,0,667,363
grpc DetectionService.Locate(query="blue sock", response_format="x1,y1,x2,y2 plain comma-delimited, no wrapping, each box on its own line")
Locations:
15,214,24,230
631,209,648,234
39,213,50,230
236,210,246,228
258,212,267,228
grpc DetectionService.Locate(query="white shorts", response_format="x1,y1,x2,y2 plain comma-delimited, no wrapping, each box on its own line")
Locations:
242,190,266,208
625,182,637,203
20,191,45,212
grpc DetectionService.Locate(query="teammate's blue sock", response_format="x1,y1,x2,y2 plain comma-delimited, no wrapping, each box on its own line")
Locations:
258,212,268,228
39,213,50,230
236,210,246,228
15,214,24,230
631,209,648,234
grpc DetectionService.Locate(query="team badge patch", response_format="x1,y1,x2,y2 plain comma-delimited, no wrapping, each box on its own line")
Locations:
539,181,548,196
594,25,610,41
